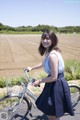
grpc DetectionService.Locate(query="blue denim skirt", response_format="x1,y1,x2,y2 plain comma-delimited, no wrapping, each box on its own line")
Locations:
35,73,74,117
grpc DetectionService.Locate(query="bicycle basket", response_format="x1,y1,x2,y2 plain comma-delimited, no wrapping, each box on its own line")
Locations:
6,78,23,95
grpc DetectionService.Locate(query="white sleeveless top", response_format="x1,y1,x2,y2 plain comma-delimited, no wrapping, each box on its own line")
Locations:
43,50,64,75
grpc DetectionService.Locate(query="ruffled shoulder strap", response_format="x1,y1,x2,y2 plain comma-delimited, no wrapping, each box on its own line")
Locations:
49,50,59,59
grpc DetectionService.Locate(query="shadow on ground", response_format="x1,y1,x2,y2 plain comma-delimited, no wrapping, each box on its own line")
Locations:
10,113,48,120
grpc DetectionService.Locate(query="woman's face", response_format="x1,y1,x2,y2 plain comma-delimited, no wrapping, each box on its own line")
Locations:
41,36,52,48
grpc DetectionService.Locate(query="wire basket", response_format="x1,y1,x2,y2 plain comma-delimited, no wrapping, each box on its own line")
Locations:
6,79,12,95
6,78,23,95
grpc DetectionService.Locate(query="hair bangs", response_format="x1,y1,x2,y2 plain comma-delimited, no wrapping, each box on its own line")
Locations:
41,32,49,40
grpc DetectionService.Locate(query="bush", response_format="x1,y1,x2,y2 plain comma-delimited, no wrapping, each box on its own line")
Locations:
0,77,6,88
65,60,80,80
11,77,21,86
64,72,73,81
0,77,22,88
0,75,29,88
37,71,47,79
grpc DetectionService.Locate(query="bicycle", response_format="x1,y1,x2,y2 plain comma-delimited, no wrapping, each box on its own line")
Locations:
0,69,80,120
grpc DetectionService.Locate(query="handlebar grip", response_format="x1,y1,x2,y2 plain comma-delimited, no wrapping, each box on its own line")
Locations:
32,79,40,87
24,68,29,72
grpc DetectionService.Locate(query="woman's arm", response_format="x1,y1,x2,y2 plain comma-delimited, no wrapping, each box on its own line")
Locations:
27,62,43,71
33,54,59,86
41,53,58,83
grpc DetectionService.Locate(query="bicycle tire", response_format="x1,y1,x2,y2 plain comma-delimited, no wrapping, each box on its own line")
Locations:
69,84,80,108
0,94,31,120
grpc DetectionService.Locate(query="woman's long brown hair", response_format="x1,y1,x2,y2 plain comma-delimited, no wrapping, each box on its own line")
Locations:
38,30,61,56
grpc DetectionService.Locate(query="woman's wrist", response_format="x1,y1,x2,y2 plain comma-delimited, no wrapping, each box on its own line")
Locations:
39,79,43,84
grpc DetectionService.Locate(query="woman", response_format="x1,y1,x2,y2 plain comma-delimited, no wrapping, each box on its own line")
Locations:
27,30,74,120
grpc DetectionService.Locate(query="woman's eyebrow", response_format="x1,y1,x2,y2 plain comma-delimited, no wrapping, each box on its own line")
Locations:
46,35,49,38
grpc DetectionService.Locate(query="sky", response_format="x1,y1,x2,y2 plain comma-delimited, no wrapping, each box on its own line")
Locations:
0,0,80,27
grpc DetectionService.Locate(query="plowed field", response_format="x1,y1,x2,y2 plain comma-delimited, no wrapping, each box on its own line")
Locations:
0,34,80,77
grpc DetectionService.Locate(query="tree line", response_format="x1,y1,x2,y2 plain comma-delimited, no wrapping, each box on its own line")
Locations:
0,23,80,33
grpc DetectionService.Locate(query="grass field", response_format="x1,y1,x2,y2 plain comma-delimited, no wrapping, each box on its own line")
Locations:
0,34,80,77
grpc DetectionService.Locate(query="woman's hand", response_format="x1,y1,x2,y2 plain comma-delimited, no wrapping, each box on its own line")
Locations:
32,79,41,87
27,67,32,71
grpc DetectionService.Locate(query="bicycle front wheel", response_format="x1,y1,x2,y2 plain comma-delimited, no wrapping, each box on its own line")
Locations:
0,95,30,120
69,85,80,108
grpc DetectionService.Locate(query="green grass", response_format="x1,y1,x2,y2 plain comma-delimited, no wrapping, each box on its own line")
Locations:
70,87,79,93
0,60,80,88
65,60,80,80
0,97,19,109
0,30,42,34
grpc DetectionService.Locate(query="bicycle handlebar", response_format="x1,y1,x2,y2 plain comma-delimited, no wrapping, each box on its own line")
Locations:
24,68,29,72
24,69,40,87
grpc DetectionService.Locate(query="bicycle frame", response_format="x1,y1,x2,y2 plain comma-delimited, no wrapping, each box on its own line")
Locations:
3,69,38,117
17,69,38,107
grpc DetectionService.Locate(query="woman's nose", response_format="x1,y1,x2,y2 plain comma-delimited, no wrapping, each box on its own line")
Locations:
44,39,47,42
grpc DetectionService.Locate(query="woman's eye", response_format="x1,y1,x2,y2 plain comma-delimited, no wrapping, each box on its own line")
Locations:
42,38,49,41
46,38,49,40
